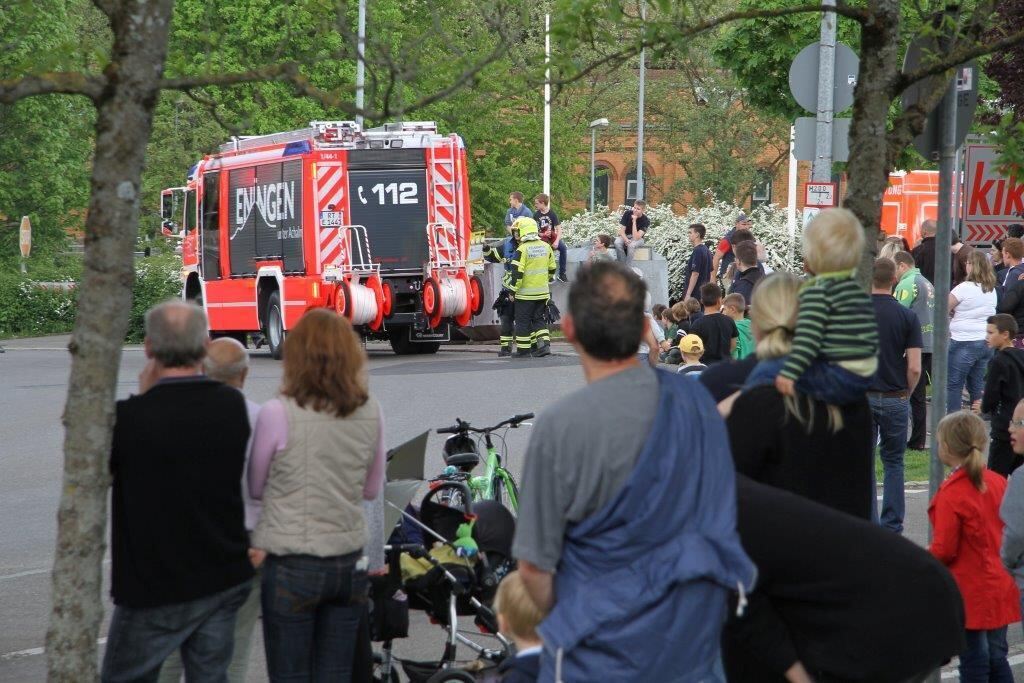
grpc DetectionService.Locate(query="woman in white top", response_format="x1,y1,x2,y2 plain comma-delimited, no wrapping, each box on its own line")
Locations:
947,249,998,413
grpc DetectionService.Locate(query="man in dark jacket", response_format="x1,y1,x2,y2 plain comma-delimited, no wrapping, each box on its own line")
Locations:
911,219,939,285
724,477,964,683
102,301,253,682
729,240,763,309
997,238,1024,339
983,314,1024,476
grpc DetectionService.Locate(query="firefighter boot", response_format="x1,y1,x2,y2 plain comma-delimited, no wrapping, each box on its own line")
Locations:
531,340,551,358
513,346,533,358
498,344,512,358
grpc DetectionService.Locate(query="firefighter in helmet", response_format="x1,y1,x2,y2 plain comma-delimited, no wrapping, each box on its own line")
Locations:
504,217,556,357
484,221,521,357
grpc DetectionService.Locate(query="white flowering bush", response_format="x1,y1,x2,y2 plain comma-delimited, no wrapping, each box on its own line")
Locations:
562,197,804,300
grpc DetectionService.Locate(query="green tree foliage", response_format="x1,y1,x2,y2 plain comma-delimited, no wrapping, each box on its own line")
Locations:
712,0,862,122
0,1,95,267
144,0,586,235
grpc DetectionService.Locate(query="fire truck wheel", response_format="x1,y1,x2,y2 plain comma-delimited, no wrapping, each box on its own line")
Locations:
265,291,285,360
414,342,441,354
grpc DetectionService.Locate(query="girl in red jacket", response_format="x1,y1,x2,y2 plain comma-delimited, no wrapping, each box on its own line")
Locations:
930,411,1020,682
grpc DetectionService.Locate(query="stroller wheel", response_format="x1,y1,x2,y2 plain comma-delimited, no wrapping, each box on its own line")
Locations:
425,670,477,683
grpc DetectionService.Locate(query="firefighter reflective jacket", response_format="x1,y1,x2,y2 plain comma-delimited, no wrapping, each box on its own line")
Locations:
504,219,555,301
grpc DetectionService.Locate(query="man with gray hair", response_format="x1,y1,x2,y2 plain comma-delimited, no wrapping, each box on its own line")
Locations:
158,336,262,683
103,301,253,683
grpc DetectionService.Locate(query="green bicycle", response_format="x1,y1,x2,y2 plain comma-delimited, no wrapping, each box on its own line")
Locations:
434,413,533,514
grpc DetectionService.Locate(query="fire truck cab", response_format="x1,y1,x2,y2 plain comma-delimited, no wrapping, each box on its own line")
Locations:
161,120,483,357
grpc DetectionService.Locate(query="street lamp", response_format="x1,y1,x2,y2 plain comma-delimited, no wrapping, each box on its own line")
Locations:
589,118,610,212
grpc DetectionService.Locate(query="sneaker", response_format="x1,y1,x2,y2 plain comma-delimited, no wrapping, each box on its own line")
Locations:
555,274,567,282
497,346,512,358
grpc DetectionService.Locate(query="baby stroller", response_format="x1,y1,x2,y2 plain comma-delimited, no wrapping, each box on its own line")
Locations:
373,480,516,683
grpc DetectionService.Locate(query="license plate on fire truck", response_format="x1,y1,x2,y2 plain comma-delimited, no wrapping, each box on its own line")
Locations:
319,211,342,227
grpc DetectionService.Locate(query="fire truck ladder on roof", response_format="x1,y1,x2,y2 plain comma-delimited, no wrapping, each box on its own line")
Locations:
322,225,389,331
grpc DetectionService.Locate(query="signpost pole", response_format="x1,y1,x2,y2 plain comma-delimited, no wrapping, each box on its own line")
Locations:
636,0,646,201
930,77,958,533
788,125,797,263
812,0,836,182
354,0,366,128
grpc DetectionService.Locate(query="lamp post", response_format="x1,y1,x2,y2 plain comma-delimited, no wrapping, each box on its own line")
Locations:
589,118,609,212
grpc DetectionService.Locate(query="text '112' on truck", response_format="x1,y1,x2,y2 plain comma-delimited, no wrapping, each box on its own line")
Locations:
160,120,486,357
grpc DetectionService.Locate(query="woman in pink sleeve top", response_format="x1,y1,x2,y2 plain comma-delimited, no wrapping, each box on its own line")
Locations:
247,310,385,681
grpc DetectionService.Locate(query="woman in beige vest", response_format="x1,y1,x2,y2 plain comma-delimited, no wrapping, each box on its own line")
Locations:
247,310,385,681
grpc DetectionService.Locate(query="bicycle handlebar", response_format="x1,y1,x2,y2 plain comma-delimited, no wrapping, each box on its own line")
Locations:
436,413,535,436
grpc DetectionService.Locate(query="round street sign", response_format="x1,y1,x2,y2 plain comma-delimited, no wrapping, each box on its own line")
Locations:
19,215,31,258
789,41,860,114
901,35,979,160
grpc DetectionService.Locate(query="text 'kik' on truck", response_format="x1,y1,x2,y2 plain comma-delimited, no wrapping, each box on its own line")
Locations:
160,120,486,357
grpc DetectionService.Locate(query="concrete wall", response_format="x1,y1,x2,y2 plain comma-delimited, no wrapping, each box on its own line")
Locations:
461,247,670,341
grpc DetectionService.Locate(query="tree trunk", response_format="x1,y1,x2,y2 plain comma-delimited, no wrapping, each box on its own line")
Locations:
46,1,175,678
844,0,903,287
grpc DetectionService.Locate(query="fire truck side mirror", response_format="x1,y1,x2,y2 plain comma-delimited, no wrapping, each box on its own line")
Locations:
161,220,182,238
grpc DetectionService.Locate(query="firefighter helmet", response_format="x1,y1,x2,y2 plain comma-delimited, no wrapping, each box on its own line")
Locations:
511,216,538,238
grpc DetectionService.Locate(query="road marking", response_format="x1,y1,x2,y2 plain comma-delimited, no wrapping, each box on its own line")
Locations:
876,489,929,501
941,653,1024,678
0,559,110,582
0,567,50,582
0,638,107,662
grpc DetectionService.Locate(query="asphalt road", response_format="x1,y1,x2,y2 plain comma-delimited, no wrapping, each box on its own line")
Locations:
0,336,1021,681
0,337,584,681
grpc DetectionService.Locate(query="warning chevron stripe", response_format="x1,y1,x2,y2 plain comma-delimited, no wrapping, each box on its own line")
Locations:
966,222,1011,244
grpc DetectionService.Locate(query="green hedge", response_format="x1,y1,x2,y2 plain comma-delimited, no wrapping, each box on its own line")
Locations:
0,258,182,341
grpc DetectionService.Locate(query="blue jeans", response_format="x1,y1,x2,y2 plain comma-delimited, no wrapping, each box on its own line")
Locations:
745,357,873,405
554,241,568,279
261,551,369,682
101,581,251,683
947,340,992,414
869,395,909,533
959,627,1013,682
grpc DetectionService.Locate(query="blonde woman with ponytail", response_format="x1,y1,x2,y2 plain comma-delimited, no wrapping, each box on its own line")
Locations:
930,411,1020,681
723,273,875,520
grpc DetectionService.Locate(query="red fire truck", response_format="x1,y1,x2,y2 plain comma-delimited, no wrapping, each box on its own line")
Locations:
161,120,484,357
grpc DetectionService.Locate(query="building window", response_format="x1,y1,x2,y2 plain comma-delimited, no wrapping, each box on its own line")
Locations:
625,167,645,204
751,171,772,209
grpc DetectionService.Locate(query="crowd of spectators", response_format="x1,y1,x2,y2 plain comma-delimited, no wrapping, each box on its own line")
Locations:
101,207,1024,682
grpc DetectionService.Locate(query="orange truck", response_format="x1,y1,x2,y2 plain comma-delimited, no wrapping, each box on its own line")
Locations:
879,170,939,249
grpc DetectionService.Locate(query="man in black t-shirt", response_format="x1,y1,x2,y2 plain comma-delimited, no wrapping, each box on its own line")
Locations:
684,223,712,301
534,193,567,280
616,200,650,265
869,258,922,535
691,283,738,364
102,301,253,682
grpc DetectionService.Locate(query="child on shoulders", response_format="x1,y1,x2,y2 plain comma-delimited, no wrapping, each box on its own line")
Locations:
746,208,878,404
